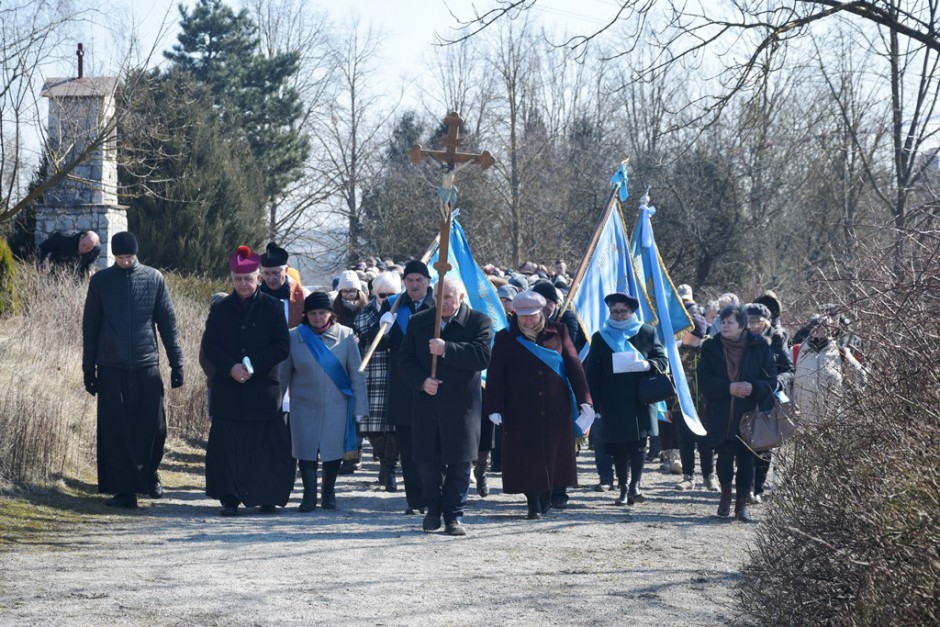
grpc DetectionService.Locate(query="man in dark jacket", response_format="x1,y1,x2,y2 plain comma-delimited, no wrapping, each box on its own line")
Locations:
399,276,492,536
377,259,436,514
201,245,294,516
81,231,183,508
39,230,100,278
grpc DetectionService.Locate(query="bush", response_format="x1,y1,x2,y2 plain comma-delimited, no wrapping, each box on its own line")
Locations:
0,238,19,317
737,236,940,625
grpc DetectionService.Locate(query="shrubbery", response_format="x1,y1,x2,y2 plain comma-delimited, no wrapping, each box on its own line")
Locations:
0,238,19,317
737,237,940,625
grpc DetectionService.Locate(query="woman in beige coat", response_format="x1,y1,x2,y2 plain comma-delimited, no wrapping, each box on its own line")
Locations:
792,315,864,425
283,292,368,511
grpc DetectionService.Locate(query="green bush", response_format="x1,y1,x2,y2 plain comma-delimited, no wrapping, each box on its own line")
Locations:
0,238,19,317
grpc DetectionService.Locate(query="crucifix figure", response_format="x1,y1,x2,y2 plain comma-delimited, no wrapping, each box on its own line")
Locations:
409,111,494,377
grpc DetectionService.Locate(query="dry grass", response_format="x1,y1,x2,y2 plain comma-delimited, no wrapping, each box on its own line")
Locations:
0,262,226,491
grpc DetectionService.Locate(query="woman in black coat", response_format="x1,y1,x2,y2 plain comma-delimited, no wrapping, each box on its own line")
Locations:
697,304,777,522
745,302,794,503
585,293,668,506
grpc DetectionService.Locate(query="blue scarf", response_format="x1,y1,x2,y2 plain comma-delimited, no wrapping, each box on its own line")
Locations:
297,324,357,456
386,293,423,334
599,315,643,354
515,335,582,437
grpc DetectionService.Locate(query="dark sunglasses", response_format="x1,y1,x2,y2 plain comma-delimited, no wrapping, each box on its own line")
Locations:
377,293,394,298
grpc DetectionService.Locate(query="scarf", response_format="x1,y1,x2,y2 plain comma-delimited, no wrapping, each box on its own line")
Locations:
720,332,747,383
599,314,643,353
312,319,333,335
260,278,291,301
520,316,546,341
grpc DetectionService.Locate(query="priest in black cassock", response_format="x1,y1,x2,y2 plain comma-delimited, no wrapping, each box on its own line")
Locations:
201,245,294,516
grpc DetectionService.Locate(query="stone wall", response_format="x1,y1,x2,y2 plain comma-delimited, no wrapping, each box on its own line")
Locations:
35,205,127,269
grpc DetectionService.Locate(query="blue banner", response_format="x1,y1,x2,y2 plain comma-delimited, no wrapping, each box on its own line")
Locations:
629,197,705,435
428,215,509,336
566,189,651,361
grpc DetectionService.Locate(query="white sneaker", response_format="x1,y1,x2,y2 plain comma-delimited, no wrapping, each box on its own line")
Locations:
703,474,719,491
670,459,683,475
675,475,694,491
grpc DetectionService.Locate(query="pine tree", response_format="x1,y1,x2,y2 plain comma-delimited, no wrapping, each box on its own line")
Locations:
164,0,308,202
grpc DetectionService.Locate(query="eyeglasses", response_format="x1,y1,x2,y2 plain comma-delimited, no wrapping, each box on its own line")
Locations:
377,293,394,298
609,308,632,315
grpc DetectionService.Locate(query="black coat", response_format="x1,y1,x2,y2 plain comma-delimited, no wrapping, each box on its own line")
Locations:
697,331,778,449
82,261,183,373
585,324,669,443
378,288,435,427
201,289,290,422
398,302,492,464
553,308,586,353
39,231,99,276
766,329,795,394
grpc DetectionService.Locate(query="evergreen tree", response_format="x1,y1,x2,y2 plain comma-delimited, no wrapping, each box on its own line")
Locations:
119,69,267,276
165,0,309,202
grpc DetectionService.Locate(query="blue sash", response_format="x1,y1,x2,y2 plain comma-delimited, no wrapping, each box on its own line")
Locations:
386,294,415,334
298,324,357,455
515,335,583,437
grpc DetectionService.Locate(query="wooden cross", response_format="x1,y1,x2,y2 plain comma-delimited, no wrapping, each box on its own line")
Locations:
408,111,494,378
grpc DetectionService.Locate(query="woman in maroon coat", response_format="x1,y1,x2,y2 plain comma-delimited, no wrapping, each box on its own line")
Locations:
485,291,593,520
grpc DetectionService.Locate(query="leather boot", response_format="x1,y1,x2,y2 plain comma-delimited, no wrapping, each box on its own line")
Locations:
526,494,541,520
474,462,489,497
382,434,399,492
321,459,341,510
735,494,752,523
717,486,733,517
627,482,645,506
614,484,629,505
298,461,318,512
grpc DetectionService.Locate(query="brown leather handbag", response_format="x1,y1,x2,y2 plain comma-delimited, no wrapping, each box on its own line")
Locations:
739,400,799,452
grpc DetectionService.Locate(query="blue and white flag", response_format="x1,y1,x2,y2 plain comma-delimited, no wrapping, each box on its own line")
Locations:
566,185,650,361
630,196,705,436
428,213,509,336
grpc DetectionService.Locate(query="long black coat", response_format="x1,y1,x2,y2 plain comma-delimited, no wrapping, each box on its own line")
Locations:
398,302,492,464
484,319,591,494
697,331,777,449
585,324,669,443
379,288,435,427
201,289,290,422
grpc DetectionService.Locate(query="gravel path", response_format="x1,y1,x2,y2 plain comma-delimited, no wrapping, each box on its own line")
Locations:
0,447,755,626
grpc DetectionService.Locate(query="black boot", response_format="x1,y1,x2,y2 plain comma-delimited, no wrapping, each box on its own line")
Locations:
718,486,733,517
382,433,399,493
627,482,645,506
321,459,341,510
298,461,318,512
526,494,541,520
538,491,552,515
735,494,752,523
474,462,489,497
614,484,629,505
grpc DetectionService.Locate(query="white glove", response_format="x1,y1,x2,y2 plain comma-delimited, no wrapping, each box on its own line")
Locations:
625,358,650,372
489,413,503,425
380,312,397,327
241,356,254,375
355,415,364,423
579,403,595,422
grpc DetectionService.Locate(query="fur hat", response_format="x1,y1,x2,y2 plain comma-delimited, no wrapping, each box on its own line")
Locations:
753,290,782,320
229,245,260,273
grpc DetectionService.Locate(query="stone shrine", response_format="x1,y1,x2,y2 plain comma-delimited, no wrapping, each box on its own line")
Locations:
35,44,125,268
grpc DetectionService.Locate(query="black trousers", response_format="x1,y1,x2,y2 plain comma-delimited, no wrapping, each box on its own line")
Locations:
716,438,755,493
397,425,423,509
96,366,166,495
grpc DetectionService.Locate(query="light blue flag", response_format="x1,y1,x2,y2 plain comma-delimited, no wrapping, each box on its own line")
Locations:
428,213,508,336
630,195,705,436
566,185,652,361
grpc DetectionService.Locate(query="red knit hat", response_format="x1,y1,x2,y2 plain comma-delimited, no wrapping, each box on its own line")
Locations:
229,245,260,273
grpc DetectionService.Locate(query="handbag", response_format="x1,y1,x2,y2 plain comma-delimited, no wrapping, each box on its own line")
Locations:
739,400,799,452
637,370,676,405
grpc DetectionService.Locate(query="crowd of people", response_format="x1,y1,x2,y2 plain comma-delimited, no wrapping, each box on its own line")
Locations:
78,231,865,534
